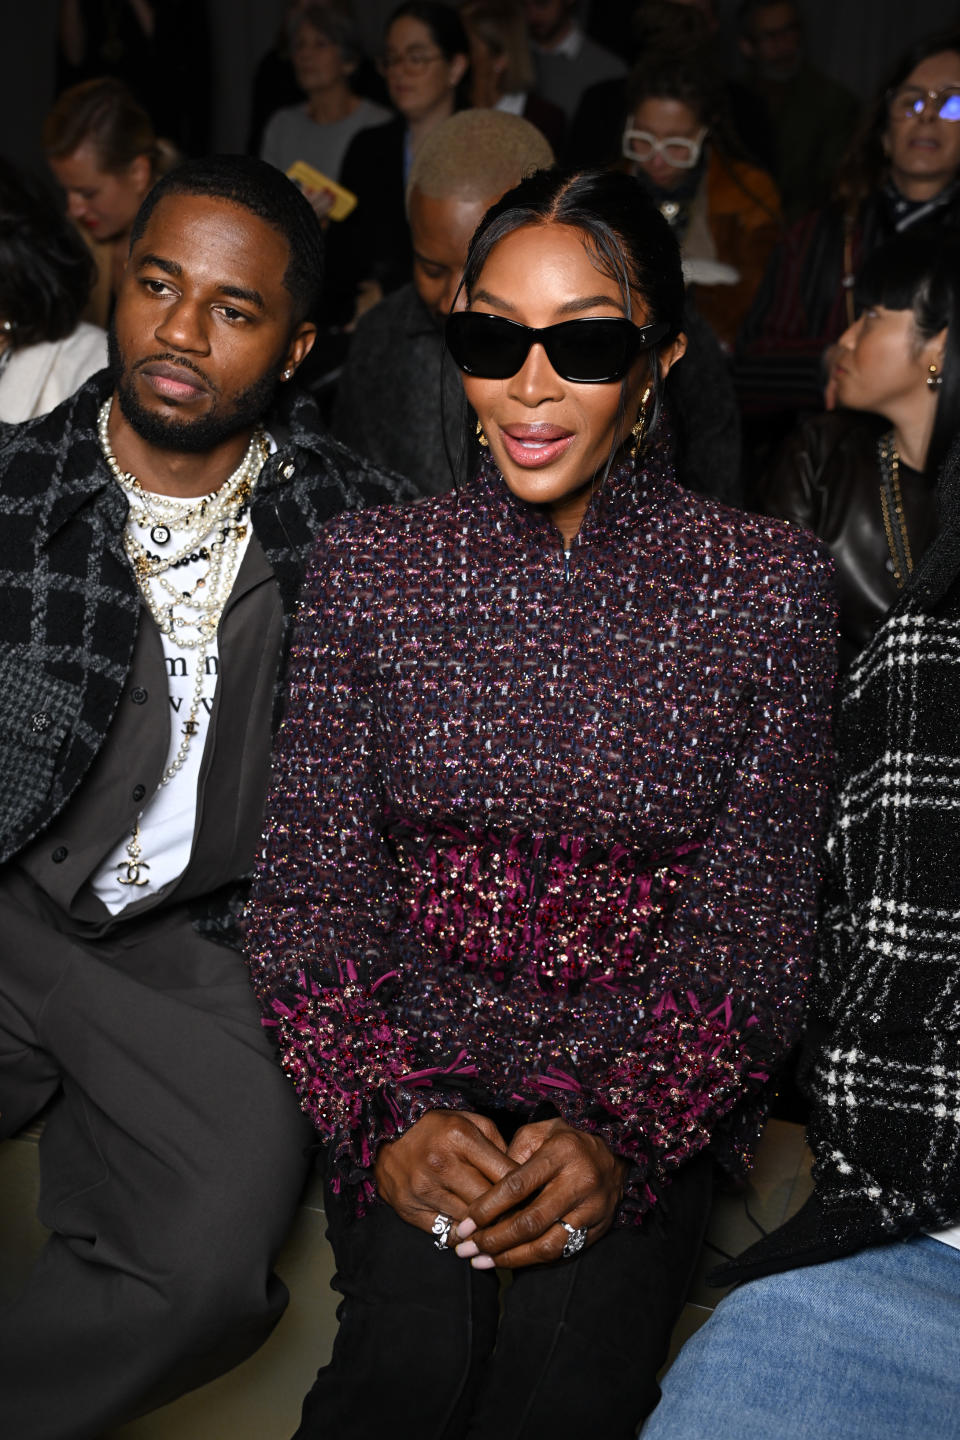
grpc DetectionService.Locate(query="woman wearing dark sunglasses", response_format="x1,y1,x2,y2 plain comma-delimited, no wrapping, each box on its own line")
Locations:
245,166,835,1440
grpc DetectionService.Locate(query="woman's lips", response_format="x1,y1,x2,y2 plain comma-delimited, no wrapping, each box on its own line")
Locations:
498,423,575,469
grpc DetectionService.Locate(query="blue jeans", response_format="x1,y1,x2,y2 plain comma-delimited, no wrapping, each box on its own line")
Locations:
641,1236,960,1440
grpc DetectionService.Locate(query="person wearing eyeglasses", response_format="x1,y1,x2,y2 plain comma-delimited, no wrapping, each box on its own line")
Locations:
244,165,834,1440
736,31,960,442
621,52,782,351
330,2,470,321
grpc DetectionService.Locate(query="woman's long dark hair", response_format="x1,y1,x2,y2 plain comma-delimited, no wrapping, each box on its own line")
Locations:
456,166,684,473
855,226,960,483
0,159,95,347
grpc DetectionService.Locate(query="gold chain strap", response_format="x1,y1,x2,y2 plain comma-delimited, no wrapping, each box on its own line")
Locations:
878,431,914,589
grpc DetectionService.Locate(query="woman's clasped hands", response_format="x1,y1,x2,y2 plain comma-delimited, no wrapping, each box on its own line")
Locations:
373,1110,627,1270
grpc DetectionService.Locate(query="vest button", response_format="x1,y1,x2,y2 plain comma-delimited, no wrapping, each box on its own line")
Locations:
52,845,68,863
31,710,51,733
132,784,146,802
131,687,148,704
282,462,295,479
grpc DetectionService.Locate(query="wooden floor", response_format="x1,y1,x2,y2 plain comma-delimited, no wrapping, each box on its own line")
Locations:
0,1118,813,1439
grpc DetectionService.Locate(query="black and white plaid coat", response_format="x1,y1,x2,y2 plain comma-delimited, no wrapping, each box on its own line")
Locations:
718,578,960,1283
0,368,411,877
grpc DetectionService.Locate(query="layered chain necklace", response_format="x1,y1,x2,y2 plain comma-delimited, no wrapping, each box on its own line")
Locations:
98,398,268,888
878,430,914,589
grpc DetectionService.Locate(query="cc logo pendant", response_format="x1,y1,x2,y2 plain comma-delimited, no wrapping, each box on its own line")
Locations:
117,858,150,886
150,524,171,546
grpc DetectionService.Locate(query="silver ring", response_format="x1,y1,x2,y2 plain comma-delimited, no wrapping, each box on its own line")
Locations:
431,1213,454,1252
558,1220,588,1258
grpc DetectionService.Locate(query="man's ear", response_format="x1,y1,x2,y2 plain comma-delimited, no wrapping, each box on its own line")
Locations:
282,322,318,381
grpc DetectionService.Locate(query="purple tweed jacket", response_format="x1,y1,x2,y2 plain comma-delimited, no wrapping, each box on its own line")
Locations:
244,448,836,1218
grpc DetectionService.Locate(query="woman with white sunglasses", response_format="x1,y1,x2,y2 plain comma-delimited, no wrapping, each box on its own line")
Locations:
621,52,781,351
245,166,833,1440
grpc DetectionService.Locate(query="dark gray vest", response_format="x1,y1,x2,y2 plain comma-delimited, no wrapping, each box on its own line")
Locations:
18,536,282,933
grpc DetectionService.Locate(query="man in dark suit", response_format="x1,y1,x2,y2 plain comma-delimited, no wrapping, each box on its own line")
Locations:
0,154,409,1440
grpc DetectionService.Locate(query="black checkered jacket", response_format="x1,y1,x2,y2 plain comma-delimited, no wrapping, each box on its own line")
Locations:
717,586,960,1283
0,368,411,873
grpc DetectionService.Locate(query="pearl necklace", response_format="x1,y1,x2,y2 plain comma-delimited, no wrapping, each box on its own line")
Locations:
97,397,269,888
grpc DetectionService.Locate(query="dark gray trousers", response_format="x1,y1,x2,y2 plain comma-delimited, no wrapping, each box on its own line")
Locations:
0,870,311,1440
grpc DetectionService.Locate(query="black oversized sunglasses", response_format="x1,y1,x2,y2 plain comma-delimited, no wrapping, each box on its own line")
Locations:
445,311,669,384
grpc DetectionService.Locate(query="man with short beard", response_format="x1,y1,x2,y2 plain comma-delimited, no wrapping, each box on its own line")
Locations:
0,155,410,1440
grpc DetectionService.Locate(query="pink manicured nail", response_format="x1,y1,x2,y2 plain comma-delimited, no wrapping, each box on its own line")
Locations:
456,1219,477,1239
471,1255,496,1270
455,1240,479,1258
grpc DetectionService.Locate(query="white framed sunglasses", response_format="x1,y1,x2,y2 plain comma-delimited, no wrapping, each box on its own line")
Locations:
621,126,708,169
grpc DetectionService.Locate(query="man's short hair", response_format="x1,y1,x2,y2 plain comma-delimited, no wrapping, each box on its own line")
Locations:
129,155,324,324
407,108,554,212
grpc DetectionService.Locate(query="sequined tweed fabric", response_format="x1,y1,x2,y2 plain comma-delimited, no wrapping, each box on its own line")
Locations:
245,449,836,1218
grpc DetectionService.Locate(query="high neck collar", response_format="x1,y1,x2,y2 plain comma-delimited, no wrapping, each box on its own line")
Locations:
882,174,960,231
465,434,676,553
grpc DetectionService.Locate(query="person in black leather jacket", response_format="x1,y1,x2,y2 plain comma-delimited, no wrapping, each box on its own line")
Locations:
758,226,960,670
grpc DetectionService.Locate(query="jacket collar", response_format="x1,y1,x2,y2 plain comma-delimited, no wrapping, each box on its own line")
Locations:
25,367,335,542
465,429,676,556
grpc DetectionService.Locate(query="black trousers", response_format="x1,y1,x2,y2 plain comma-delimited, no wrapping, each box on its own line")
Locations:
0,870,312,1440
296,1154,714,1440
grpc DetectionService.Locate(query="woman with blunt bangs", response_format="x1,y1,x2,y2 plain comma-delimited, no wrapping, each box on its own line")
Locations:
245,166,835,1440
760,227,960,671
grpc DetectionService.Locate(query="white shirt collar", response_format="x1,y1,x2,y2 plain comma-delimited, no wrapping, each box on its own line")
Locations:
495,91,526,115
535,22,582,60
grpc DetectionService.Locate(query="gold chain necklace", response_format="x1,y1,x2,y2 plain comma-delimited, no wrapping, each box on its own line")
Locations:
878,431,914,589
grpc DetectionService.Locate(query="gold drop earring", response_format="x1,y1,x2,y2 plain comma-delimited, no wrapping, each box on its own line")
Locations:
475,418,489,447
927,364,943,390
631,385,653,454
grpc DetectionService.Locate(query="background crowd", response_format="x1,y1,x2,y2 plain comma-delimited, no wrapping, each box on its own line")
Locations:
4,0,960,671
1,4,959,1437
